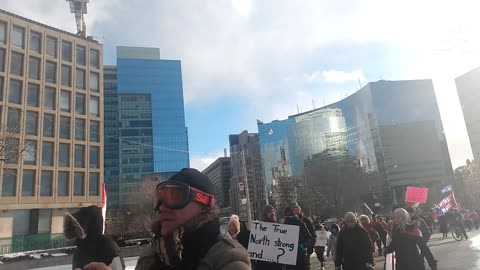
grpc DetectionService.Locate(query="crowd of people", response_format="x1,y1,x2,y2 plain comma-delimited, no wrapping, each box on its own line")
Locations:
63,168,476,270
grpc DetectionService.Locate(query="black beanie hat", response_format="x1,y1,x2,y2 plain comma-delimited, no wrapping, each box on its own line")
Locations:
284,206,294,217
168,168,215,195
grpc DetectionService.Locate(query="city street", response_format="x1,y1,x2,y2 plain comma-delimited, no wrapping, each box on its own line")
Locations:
310,231,480,270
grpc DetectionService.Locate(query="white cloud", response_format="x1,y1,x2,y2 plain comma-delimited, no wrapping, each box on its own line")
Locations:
304,69,367,84
232,0,252,17
190,151,226,171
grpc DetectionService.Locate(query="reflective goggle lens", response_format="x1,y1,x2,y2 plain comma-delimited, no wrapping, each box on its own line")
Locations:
155,182,190,209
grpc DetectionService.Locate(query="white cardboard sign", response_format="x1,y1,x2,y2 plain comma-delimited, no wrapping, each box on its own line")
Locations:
247,221,299,265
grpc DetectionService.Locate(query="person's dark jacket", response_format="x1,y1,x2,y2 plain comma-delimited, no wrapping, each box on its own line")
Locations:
387,227,437,270
335,223,374,270
411,215,432,242
135,219,250,270
300,216,316,246
237,221,250,249
284,216,312,248
64,206,124,270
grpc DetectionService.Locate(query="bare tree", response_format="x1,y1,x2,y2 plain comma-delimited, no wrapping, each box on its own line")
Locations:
0,126,29,166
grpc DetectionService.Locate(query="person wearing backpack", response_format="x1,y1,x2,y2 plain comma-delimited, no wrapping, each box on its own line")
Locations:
373,215,388,256
406,207,431,242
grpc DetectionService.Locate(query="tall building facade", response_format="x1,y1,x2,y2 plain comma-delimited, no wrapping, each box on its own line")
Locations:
103,47,189,209
259,80,453,210
0,9,103,247
229,131,266,221
202,157,231,211
455,67,480,161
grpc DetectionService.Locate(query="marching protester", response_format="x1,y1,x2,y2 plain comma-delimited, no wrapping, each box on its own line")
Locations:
406,207,432,242
386,208,438,270
373,215,388,256
452,208,469,240
293,205,316,270
225,215,250,249
470,209,480,230
283,206,312,270
314,224,329,270
256,205,283,270
63,206,125,270
335,212,375,270
358,214,379,252
84,168,251,270
326,224,340,264
438,214,449,238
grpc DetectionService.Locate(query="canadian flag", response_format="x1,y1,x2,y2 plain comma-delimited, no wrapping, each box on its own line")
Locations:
101,182,107,234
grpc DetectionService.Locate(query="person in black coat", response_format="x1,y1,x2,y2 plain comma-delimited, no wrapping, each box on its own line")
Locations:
256,205,283,270
438,214,448,237
335,212,374,270
284,207,312,270
293,204,316,269
387,208,438,270
63,206,125,270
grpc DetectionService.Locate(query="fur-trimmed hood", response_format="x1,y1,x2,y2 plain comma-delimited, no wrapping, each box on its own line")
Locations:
64,205,103,240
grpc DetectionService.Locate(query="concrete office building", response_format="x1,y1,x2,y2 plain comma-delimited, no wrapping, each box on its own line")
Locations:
456,67,480,161
0,9,103,247
202,157,231,212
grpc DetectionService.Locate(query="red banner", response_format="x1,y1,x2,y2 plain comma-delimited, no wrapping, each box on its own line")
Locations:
405,187,429,203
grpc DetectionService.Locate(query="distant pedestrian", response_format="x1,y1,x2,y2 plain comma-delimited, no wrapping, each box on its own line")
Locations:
453,209,468,240
326,224,339,263
293,205,316,270
335,212,374,270
314,224,329,270
387,208,438,270
225,214,249,249
470,210,480,230
373,216,388,256
358,215,379,252
438,214,448,237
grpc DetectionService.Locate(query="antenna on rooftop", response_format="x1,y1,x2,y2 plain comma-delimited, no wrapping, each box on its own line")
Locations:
66,0,89,37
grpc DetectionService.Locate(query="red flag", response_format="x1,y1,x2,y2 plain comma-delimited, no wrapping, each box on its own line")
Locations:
101,182,107,234
405,187,429,203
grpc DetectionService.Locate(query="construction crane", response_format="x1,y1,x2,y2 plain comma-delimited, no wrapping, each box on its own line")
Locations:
66,0,89,37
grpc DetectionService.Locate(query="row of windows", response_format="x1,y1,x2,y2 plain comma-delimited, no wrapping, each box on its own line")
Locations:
0,50,100,92
1,169,100,197
0,21,100,68
0,78,100,116
3,139,100,169
2,106,100,141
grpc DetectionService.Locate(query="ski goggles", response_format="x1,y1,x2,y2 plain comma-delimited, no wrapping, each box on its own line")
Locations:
154,180,215,211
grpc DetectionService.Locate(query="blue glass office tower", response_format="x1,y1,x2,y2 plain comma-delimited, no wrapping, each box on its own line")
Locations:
104,47,189,208
258,80,453,208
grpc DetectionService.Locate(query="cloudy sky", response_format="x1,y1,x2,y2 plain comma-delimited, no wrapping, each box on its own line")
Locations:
4,0,479,170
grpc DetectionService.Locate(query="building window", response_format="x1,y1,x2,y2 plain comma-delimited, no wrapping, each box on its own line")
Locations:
0,76,3,101
42,141,54,166
58,172,69,196
76,69,85,90
90,96,99,116
60,90,71,112
90,146,99,168
90,49,99,68
21,170,35,196
1,170,17,196
74,172,85,196
12,26,24,48
23,140,37,165
30,31,42,53
90,121,99,142
76,45,86,66
8,79,22,104
28,56,41,80
27,83,40,107
7,107,21,132
90,72,99,92
75,93,85,114
4,138,19,164
59,143,70,167
26,111,38,135
75,145,85,168
10,52,24,76
0,48,5,72
60,116,70,139
40,171,53,196
0,21,6,43
61,65,71,87
43,113,55,137
44,87,56,110
89,173,99,196
61,41,72,62
12,210,30,235
45,61,57,83
46,36,57,58
75,118,85,141
38,209,52,233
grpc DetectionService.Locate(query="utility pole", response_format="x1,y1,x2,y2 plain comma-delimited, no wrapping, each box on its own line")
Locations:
241,147,253,227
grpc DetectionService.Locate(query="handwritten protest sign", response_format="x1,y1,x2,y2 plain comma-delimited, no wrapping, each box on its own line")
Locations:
405,187,428,203
248,221,299,265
